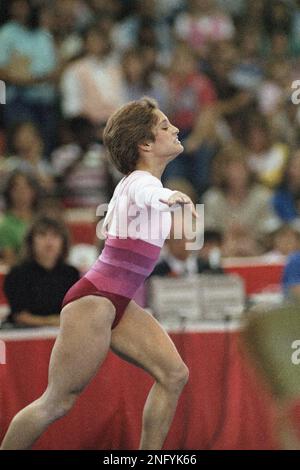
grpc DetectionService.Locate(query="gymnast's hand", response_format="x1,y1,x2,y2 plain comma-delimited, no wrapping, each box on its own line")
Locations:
159,191,198,218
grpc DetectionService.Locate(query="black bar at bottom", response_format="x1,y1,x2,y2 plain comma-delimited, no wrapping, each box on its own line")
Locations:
0,450,299,467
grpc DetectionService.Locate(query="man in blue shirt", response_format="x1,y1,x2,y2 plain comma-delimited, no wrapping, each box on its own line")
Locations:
0,0,58,154
282,251,300,299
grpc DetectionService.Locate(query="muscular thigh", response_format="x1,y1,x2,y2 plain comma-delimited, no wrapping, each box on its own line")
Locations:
47,295,115,396
110,300,183,381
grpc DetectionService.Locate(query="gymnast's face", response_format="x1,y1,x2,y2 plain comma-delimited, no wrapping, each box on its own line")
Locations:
150,110,184,160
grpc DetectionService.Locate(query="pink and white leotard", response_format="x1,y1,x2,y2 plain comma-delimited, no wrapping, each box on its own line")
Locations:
62,170,177,327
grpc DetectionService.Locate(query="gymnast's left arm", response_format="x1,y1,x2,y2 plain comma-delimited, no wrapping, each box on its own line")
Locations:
128,174,180,211
129,175,198,217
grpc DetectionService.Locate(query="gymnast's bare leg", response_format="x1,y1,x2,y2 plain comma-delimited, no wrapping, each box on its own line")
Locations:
111,300,189,450
0,296,116,450
1,298,188,450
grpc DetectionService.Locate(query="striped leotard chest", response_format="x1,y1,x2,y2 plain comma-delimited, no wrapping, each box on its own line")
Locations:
84,236,161,298
84,171,174,300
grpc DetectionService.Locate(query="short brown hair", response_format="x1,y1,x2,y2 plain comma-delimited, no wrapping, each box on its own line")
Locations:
24,216,70,263
103,97,159,174
3,169,42,211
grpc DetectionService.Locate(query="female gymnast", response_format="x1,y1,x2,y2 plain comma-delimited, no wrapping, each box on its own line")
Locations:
1,97,198,450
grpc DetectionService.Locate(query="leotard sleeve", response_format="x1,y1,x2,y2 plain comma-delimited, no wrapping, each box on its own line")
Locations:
128,173,178,211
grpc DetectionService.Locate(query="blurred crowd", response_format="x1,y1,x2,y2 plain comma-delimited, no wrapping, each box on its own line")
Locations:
1,0,300,271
